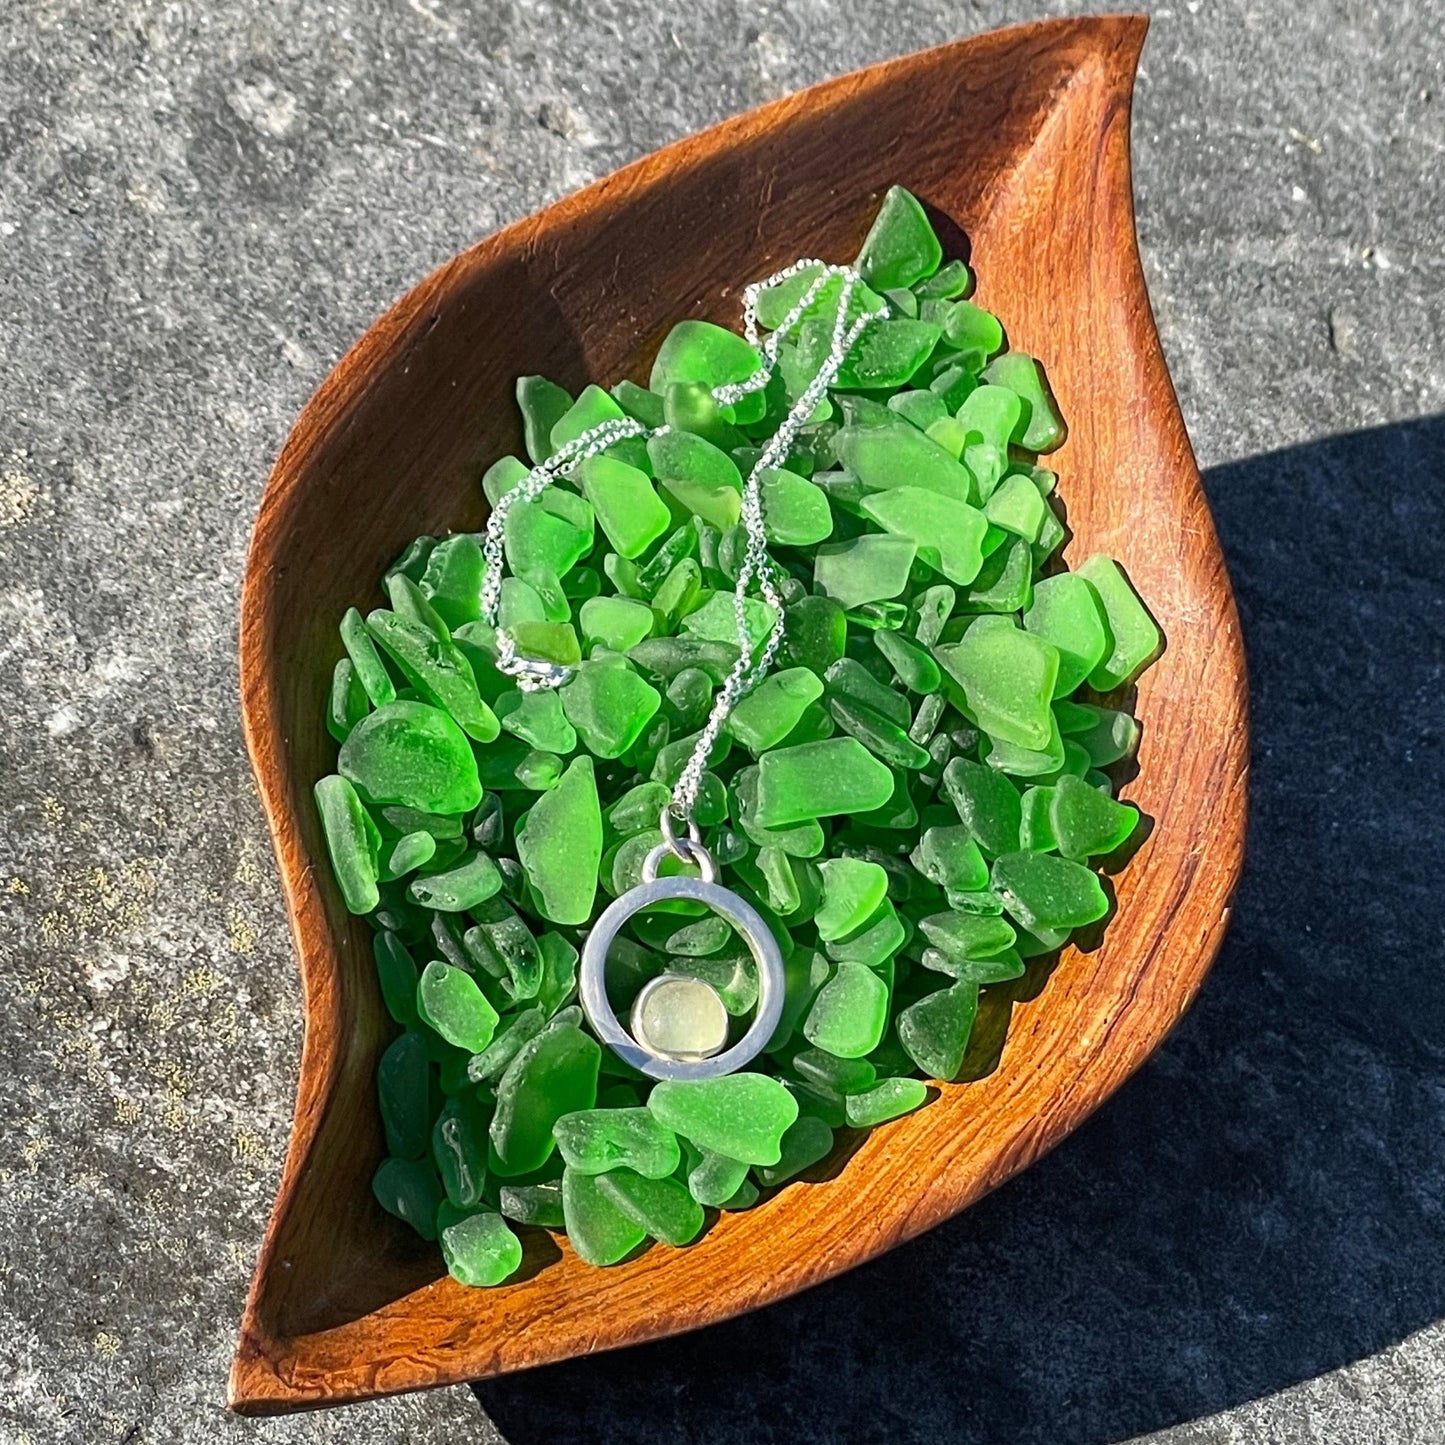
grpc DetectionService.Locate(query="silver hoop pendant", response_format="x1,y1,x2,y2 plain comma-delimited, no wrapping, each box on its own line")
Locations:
578,825,786,1082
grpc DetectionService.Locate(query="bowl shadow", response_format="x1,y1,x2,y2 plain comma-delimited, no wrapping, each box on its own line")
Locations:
473,414,1445,1444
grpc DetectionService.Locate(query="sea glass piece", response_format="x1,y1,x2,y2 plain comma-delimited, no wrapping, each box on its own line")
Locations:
499,1179,565,1227
551,383,625,451
594,1169,706,1247
328,658,370,743
813,534,917,610
648,427,742,489
754,1115,834,1188
650,319,762,394
909,824,989,892
576,455,671,559
504,490,594,578
560,656,662,758
562,1167,647,1265
991,851,1110,931
725,667,823,753
780,595,847,672
687,1148,751,1207
1072,705,1141,767
845,1076,928,1127
418,960,500,1052
1023,573,1109,696
754,738,895,828
419,534,486,629
799,315,940,390
514,755,602,926
367,611,500,743
984,474,1047,543
813,858,889,942
873,629,941,694
490,1021,601,1177
377,1031,430,1159
374,931,420,1027
432,1092,491,1208
888,388,948,431
482,455,530,507
984,714,1066,779
407,850,502,911
898,980,979,1080
494,688,576,754
792,1048,876,1096
918,911,1016,961
340,606,397,707
1077,555,1162,690
824,898,906,967
827,695,931,770
912,584,956,649
803,961,889,1058
468,1007,546,1084
935,623,1058,750
662,474,742,530
372,1157,442,1241
386,572,450,638
648,1074,799,1166
760,467,833,546
650,558,702,627
611,379,666,427
981,352,1066,452
438,1206,522,1287
516,375,572,463
314,774,380,914
860,488,987,586
855,185,942,290
756,262,887,330
1019,786,1059,851
833,423,975,503
954,534,1033,613
336,697,480,816
553,1107,681,1179
680,591,778,653
943,757,1022,856
943,301,1005,371
663,381,747,449
1050,773,1140,859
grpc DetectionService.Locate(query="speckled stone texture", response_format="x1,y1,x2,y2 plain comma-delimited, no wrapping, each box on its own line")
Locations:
0,1,1441,1441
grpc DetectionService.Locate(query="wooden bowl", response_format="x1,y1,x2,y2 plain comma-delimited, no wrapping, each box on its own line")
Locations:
230,12,1247,1415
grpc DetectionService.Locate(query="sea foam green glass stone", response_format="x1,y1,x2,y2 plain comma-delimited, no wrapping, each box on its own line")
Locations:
562,1166,647,1265
935,623,1059,750
338,700,482,815
495,688,576,753
560,656,662,759
1023,573,1109,696
438,1206,522,1286
553,1107,681,1179
918,911,1016,962
873,628,941,694
833,423,976,503
898,981,979,1080
813,534,917,610
813,858,889,942
314,774,380,914
982,352,1066,452
680,591,778,652
576,455,671,559
503,490,594,578
757,466,832,546
489,1021,601,1177
803,961,889,1058
1072,705,1141,767
780,595,847,672
727,667,824,752
754,1115,834,1187
1077,555,1162,690
860,487,987,586
991,851,1109,931
910,824,989,892
595,1169,706,1247
1050,773,1139,859
824,899,906,967
801,316,939,390
514,755,602,925
943,302,1005,372
845,1076,928,1127
856,184,943,289
825,657,910,727
984,474,1048,543
418,959,500,1052
754,738,896,828
648,1074,799,1166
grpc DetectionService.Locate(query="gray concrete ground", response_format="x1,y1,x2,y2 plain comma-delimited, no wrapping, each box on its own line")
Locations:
1,1,1442,1441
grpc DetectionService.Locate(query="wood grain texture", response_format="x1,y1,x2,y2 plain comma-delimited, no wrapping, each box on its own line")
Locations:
230,13,1247,1415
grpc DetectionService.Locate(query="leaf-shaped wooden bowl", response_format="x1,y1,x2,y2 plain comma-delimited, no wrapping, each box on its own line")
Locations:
230,12,1247,1415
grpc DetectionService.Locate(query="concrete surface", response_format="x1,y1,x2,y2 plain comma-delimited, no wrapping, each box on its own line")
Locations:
1,0,1442,1441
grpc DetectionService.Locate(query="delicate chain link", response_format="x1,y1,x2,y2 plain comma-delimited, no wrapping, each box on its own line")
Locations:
479,259,888,814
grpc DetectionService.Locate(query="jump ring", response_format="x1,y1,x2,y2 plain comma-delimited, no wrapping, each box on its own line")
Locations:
641,836,719,886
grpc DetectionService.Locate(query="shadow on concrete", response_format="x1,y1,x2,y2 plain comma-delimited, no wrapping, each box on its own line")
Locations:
473,415,1445,1445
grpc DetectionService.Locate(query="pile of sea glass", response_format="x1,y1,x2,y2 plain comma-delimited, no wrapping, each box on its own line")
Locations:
314,187,1161,1286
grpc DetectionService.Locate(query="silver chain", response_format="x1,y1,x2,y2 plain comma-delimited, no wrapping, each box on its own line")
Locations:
480,259,888,824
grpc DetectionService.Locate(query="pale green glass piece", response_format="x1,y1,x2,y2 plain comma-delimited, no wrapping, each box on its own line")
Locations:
1023,573,1109,696
467,1006,546,1084
494,688,576,753
826,694,931,770
373,1156,442,1240
813,534,917,610
984,714,1066,778
339,701,482,815
367,610,500,743
576,454,671,559
918,911,1016,961
650,319,762,394
511,621,582,669
942,302,1005,371
661,474,742,530
438,1206,522,1286
991,851,1109,930
910,824,990,892
551,382,625,450
560,656,662,759
833,423,976,504
680,591,778,653
580,595,655,654
845,1076,928,1127
595,1169,706,1247
516,375,572,464
803,961,888,1059
760,467,833,546
665,951,759,1017
1078,555,1162,690
954,535,1033,613
687,1148,751,1207
915,259,971,299
562,1166,647,1265
515,755,602,926
856,184,943,290
727,667,824,753
956,383,1022,449
498,576,545,630
387,572,450,638
648,1074,799,1166
650,558,702,626
407,850,502,912
648,428,742,489
935,622,1059,750
912,584,956,648
553,1107,681,1179
984,474,1048,543
943,757,1022,857
483,454,531,506
341,606,397,706
981,352,1067,452
860,487,987,586
377,1031,430,1159
419,533,486,629
664,667,714,732
324,660,366,741
887,388,948,431
489,1021,601,1177
898,980,979,1080
418,959,500,1052
432,1093,491,1209
754,1115,834,1188
612,379,666,427
873,629,941,694
503,490,594,578
606,780,672,839
314,774,380,914
1020,785,1059,851
754,738,895,828
1050,773,1139,859
499,1179,565,1227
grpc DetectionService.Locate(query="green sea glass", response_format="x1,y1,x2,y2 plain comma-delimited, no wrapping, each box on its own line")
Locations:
339,701,482,815
418,960,500,1052
553,1107,681,1179
489,1021,601,1177
1077,555,1162,690
438,1207,522,1286
803,961,889,1058
595,1169,706,1247
754,739,896,827
648,1074,798,1165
